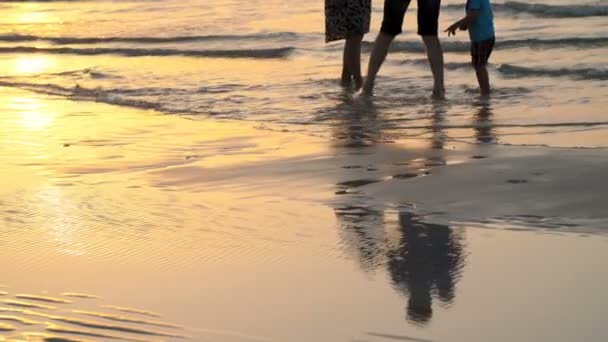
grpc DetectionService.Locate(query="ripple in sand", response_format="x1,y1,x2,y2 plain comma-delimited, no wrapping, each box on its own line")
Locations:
0,315,39,325
61,293,98,299
0,288,186,341
101,305,160,318
4,309,185,338
73,310,182,329
0,322,15,331
21,332,89,342
16,295,72,304
0,292,7,296
2,300,55,310
46,324,153,342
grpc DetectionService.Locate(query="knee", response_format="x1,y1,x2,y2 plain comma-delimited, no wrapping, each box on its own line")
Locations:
380,22,402,37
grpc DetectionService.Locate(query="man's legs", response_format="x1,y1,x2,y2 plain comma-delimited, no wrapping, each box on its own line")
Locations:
422,36,445,98
418,0,444,98
362,32,395,94
362,0,409,95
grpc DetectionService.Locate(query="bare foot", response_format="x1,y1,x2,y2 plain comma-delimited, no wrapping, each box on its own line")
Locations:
353,76,363,92
361,78,374,96
480,89,491,98
431,88,446,100
340,76,352,88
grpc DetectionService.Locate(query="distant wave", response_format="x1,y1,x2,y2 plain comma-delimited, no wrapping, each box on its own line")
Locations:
0,32,298,45
0,46,294,58
402,58,608,81
497,64,608,81
0,80,163,111
364,37,608,53
444,1,608,18
1,34,605,53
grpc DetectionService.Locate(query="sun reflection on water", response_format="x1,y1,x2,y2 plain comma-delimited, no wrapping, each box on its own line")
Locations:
12,4,59,24
14,56,52,74
9,96,56,131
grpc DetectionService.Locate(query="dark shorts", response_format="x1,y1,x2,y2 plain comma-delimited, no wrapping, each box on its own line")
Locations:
471,37,495,68
380,0,442,36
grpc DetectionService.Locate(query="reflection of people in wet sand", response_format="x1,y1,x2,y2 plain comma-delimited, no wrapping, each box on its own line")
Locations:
387,212,465,324
330,96,380,148
474,100,496,144
330,98,465,325
334,202,386,272
430,102,447,150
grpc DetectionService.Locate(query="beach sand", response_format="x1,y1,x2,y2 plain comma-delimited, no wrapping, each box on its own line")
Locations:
1,87,608,342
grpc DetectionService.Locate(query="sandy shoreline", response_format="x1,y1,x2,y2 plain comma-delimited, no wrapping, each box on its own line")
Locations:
1,87,608,341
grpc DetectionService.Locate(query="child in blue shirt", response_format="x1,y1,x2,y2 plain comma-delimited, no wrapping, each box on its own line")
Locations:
446,0,495,96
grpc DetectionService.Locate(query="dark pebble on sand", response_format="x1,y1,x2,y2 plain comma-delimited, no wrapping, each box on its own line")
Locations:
393,173,418,179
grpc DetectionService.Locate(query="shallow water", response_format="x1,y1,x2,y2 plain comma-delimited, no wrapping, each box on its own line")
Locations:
0,0,606,147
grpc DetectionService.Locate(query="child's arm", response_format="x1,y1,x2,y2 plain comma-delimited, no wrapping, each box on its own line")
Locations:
445,10,480,36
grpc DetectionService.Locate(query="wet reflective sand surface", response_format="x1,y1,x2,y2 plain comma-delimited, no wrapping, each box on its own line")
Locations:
2,87,608,341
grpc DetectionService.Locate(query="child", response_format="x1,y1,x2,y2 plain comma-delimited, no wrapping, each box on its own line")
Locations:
325,0,371,90
445,0,495,96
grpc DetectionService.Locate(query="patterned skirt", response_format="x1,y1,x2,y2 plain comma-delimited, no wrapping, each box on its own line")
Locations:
325,0,372,43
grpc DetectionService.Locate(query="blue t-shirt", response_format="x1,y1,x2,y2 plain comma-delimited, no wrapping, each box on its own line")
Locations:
466,0,495,42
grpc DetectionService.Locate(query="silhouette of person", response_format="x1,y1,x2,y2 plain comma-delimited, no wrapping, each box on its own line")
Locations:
386,212,465,324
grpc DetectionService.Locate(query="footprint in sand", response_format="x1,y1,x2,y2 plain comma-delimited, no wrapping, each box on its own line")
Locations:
507,179,529,184
0,288,187,341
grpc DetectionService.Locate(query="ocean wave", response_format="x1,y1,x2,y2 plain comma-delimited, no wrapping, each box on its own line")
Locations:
0,32,298,45
364,37,608,53
0,80,163,111
401,58,608,81
444,1,608,18
0,46,294,59
498,64,608,81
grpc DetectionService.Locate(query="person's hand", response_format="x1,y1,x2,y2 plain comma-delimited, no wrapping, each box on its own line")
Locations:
445,23,460,37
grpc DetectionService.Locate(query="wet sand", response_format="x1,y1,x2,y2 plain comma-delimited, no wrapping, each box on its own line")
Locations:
1,87,608,341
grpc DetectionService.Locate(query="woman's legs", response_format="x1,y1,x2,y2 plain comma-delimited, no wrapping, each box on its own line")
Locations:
341,42,352,86
345,34,364,90
341,34,364,89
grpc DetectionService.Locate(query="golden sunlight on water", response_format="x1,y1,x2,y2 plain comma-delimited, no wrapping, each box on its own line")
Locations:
9,97,56,131
0,87,332,272
13,56,53,75
8,4,59,25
